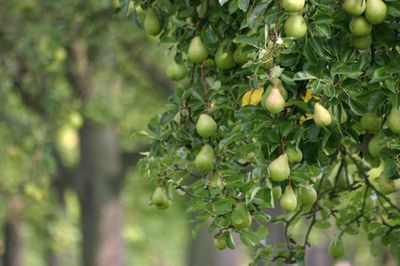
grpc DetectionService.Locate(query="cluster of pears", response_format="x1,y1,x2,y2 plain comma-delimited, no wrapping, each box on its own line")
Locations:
151,186,171,210
194,114,217,172
342,0,387,50
362,108,400,157
268,147,317,212
282,0,308,39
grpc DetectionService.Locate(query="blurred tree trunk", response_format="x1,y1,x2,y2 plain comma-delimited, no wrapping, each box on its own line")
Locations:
3,196,24,266
188,222,249,266
77,122,124,266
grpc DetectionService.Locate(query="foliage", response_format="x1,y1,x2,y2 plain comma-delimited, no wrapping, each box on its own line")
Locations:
121,0,400,264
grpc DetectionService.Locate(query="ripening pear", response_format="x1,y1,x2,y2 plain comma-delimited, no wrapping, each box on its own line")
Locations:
360,112,382,132
365,0,387,25
299,185,317,205
268,154,290,182
282,0,305,12
151,187,171,210
342,0,366,16
284,14,307,39
215,44,235,70
188,36,208,64
166,59,187,81
196,114,217,138
214,234,228,250
314,103,332,127
280,186,297,212
265,88,285,114
329,238,345,259
231,203,252,229
368,133,383,157
351,34,372,50
388,108,400,134
272,186,282,200
349,16,372,37
377,174,398,194
144,8,162,36
194,144,215,172
286,146,303,164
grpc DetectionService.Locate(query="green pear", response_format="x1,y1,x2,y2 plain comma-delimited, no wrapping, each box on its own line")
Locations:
388,108,400,134
215,44,235,70
231,203,252,229
144,8,162,36
286,146,303,164
268,154,290,182
314,103,332,127
298,185,317,205
351,34,372,50
196,114,217,138
349,16,372,37
151,187,171,210
365,0,387,25
280,186,297,212
284,14,307,39
329,238,345,259
166,59,187,81
272,186,282,200
272,78,289,99
342,0,366,16
214,234,228,250
377,174,398,194
188,36,208,64
282,0,305,12
265,88,285,114
368,133,383,157
233,45,249,65
360,112,382,132
194,144,215,172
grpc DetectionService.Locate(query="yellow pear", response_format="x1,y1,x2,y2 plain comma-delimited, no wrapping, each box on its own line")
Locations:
314,103,332,127
265,88,285,114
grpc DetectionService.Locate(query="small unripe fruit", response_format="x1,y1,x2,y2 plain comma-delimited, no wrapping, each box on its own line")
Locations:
268,154,290,182
349,16,372,37
231,203,252,229
144,8,161,36
342,0,366,16
329,238,345,259
351,34,372,50
280,186,297,212
166,59,187,81
151,187,171,210
388,108,400,134
272,186,282,200
194,144,215,172
314,103,332,127
368,133,383,157
282,0,305,12
214,235,228,250
196,114,217,138
284,14,307,39
360,113,381,132
215,44,235,70
286,146,303,164
188,36,208,63
299,185,317,205
265,88,285,114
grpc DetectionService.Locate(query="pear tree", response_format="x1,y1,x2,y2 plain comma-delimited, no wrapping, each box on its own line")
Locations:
120,0,400,264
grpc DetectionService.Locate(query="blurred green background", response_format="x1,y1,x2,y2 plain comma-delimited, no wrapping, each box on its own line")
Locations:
0,1,398,266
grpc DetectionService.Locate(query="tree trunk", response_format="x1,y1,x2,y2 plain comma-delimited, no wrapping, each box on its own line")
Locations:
3,196,24,266
188,221,249,266
77,122,124,266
